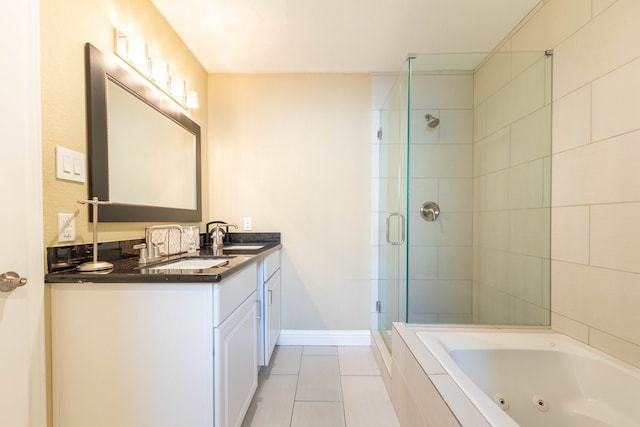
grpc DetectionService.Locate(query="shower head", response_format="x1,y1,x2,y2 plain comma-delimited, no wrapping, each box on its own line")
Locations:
425,114,440,128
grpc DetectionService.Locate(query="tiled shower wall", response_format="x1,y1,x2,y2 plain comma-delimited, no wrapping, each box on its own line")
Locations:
472,52,552,325
407,72,474,322
502,0,640,367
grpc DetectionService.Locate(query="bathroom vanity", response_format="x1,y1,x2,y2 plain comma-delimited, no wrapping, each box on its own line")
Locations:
47,240,281,427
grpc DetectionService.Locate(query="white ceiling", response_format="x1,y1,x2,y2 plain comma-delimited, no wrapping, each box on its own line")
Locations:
151,0,540,73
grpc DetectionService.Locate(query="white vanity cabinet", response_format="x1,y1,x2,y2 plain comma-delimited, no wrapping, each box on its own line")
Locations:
50,263,259,427
257,250,281,366
50,282,215,427
213,265,259,427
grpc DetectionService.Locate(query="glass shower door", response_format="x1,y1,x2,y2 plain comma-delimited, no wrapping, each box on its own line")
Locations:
377,65,409,349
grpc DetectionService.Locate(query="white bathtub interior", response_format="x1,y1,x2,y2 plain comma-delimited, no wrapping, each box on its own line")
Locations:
416,330,640,427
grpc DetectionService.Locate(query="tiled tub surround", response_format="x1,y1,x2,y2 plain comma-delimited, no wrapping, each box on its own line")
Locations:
391,323,640,427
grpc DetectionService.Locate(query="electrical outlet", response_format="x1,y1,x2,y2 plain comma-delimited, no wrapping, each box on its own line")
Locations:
58,213,75,242
243,217,252,231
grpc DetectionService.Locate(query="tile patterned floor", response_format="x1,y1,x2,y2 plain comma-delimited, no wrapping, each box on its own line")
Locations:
242,345,400,427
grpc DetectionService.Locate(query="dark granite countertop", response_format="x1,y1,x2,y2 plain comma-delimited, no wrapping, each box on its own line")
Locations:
45,232,281,284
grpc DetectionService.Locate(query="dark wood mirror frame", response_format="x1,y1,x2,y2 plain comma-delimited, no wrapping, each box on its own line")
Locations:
85,42,202,222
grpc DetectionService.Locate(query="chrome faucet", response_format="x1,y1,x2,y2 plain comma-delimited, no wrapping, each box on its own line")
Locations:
211,223,238,250
135,224,184,265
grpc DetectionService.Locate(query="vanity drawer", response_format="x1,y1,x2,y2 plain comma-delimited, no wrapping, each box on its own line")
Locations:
263,251,281,282
212,265,258,327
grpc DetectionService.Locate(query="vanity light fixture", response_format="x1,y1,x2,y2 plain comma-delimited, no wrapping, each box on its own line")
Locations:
169,76,185,99
185,91,199,109
113,29,199,110
150,57,169,87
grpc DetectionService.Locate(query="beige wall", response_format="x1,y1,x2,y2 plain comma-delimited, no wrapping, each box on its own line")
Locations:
208,74,372,330
41,0,209,249
501,0,640,367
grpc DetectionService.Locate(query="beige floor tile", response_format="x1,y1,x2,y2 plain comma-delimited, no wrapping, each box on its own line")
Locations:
295,355,342,402
242,374,298,427
261,345,303,375
338,346,381,376
342,375,399,427
303,345,338,356
291,401,345,427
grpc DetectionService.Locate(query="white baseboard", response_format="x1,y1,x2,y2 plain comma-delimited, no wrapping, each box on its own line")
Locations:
277,330,371,346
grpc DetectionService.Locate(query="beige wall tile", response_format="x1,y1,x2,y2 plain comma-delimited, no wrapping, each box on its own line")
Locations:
473,128,510,176
439,178,473,212
511,105,552,164
510,208,550,258
552,131,640,206
552,85,591,153
485,170,509,211
508,297,550,325
474,51,512,106
551,206,590,264
551,312,589,344
440,109,474,144
511,0,591,52
472,282,510,324
475,211,510,251
592,56,640,142
593,0,617,16
408,246,438,280
475,248,509,292
409,212,473,246
409,178,438,213
509,159,545,209
438,246,473,280
507,253,543,305
410,144,473,178
591,203,640,274
428,374,488,426
473,176,486,212
553,0,640,98
473,101,487,141
590,328,640,369
486,58,546,134
411,74,473,109
552,260,640,345
405,357,460,426
408,280,472,315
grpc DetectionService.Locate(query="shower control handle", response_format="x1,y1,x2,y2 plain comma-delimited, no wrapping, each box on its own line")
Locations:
420,202,440,221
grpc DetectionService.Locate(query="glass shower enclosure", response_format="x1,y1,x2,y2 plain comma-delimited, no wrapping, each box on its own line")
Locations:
377,51,553,350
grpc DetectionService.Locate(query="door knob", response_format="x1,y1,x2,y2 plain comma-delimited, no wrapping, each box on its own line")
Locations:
0,271,28,292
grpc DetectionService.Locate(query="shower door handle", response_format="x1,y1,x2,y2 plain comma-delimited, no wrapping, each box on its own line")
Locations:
386,213,406,245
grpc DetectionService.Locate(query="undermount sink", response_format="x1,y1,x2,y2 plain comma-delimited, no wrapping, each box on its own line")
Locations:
224,245,265,250
152,258,231,270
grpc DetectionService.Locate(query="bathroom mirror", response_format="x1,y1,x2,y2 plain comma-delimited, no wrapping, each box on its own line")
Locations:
85,43,201,222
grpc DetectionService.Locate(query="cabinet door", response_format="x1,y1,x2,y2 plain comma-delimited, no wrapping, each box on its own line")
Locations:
51,283,214,427
266,269,281,363
214,292,258,427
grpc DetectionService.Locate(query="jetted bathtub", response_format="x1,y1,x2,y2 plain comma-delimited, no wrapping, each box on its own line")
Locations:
416,330,640,427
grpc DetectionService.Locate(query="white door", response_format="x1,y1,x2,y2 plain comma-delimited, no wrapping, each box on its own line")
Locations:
0,0,46,426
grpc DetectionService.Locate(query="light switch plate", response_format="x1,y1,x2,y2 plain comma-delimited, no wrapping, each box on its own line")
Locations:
56,146,86,183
